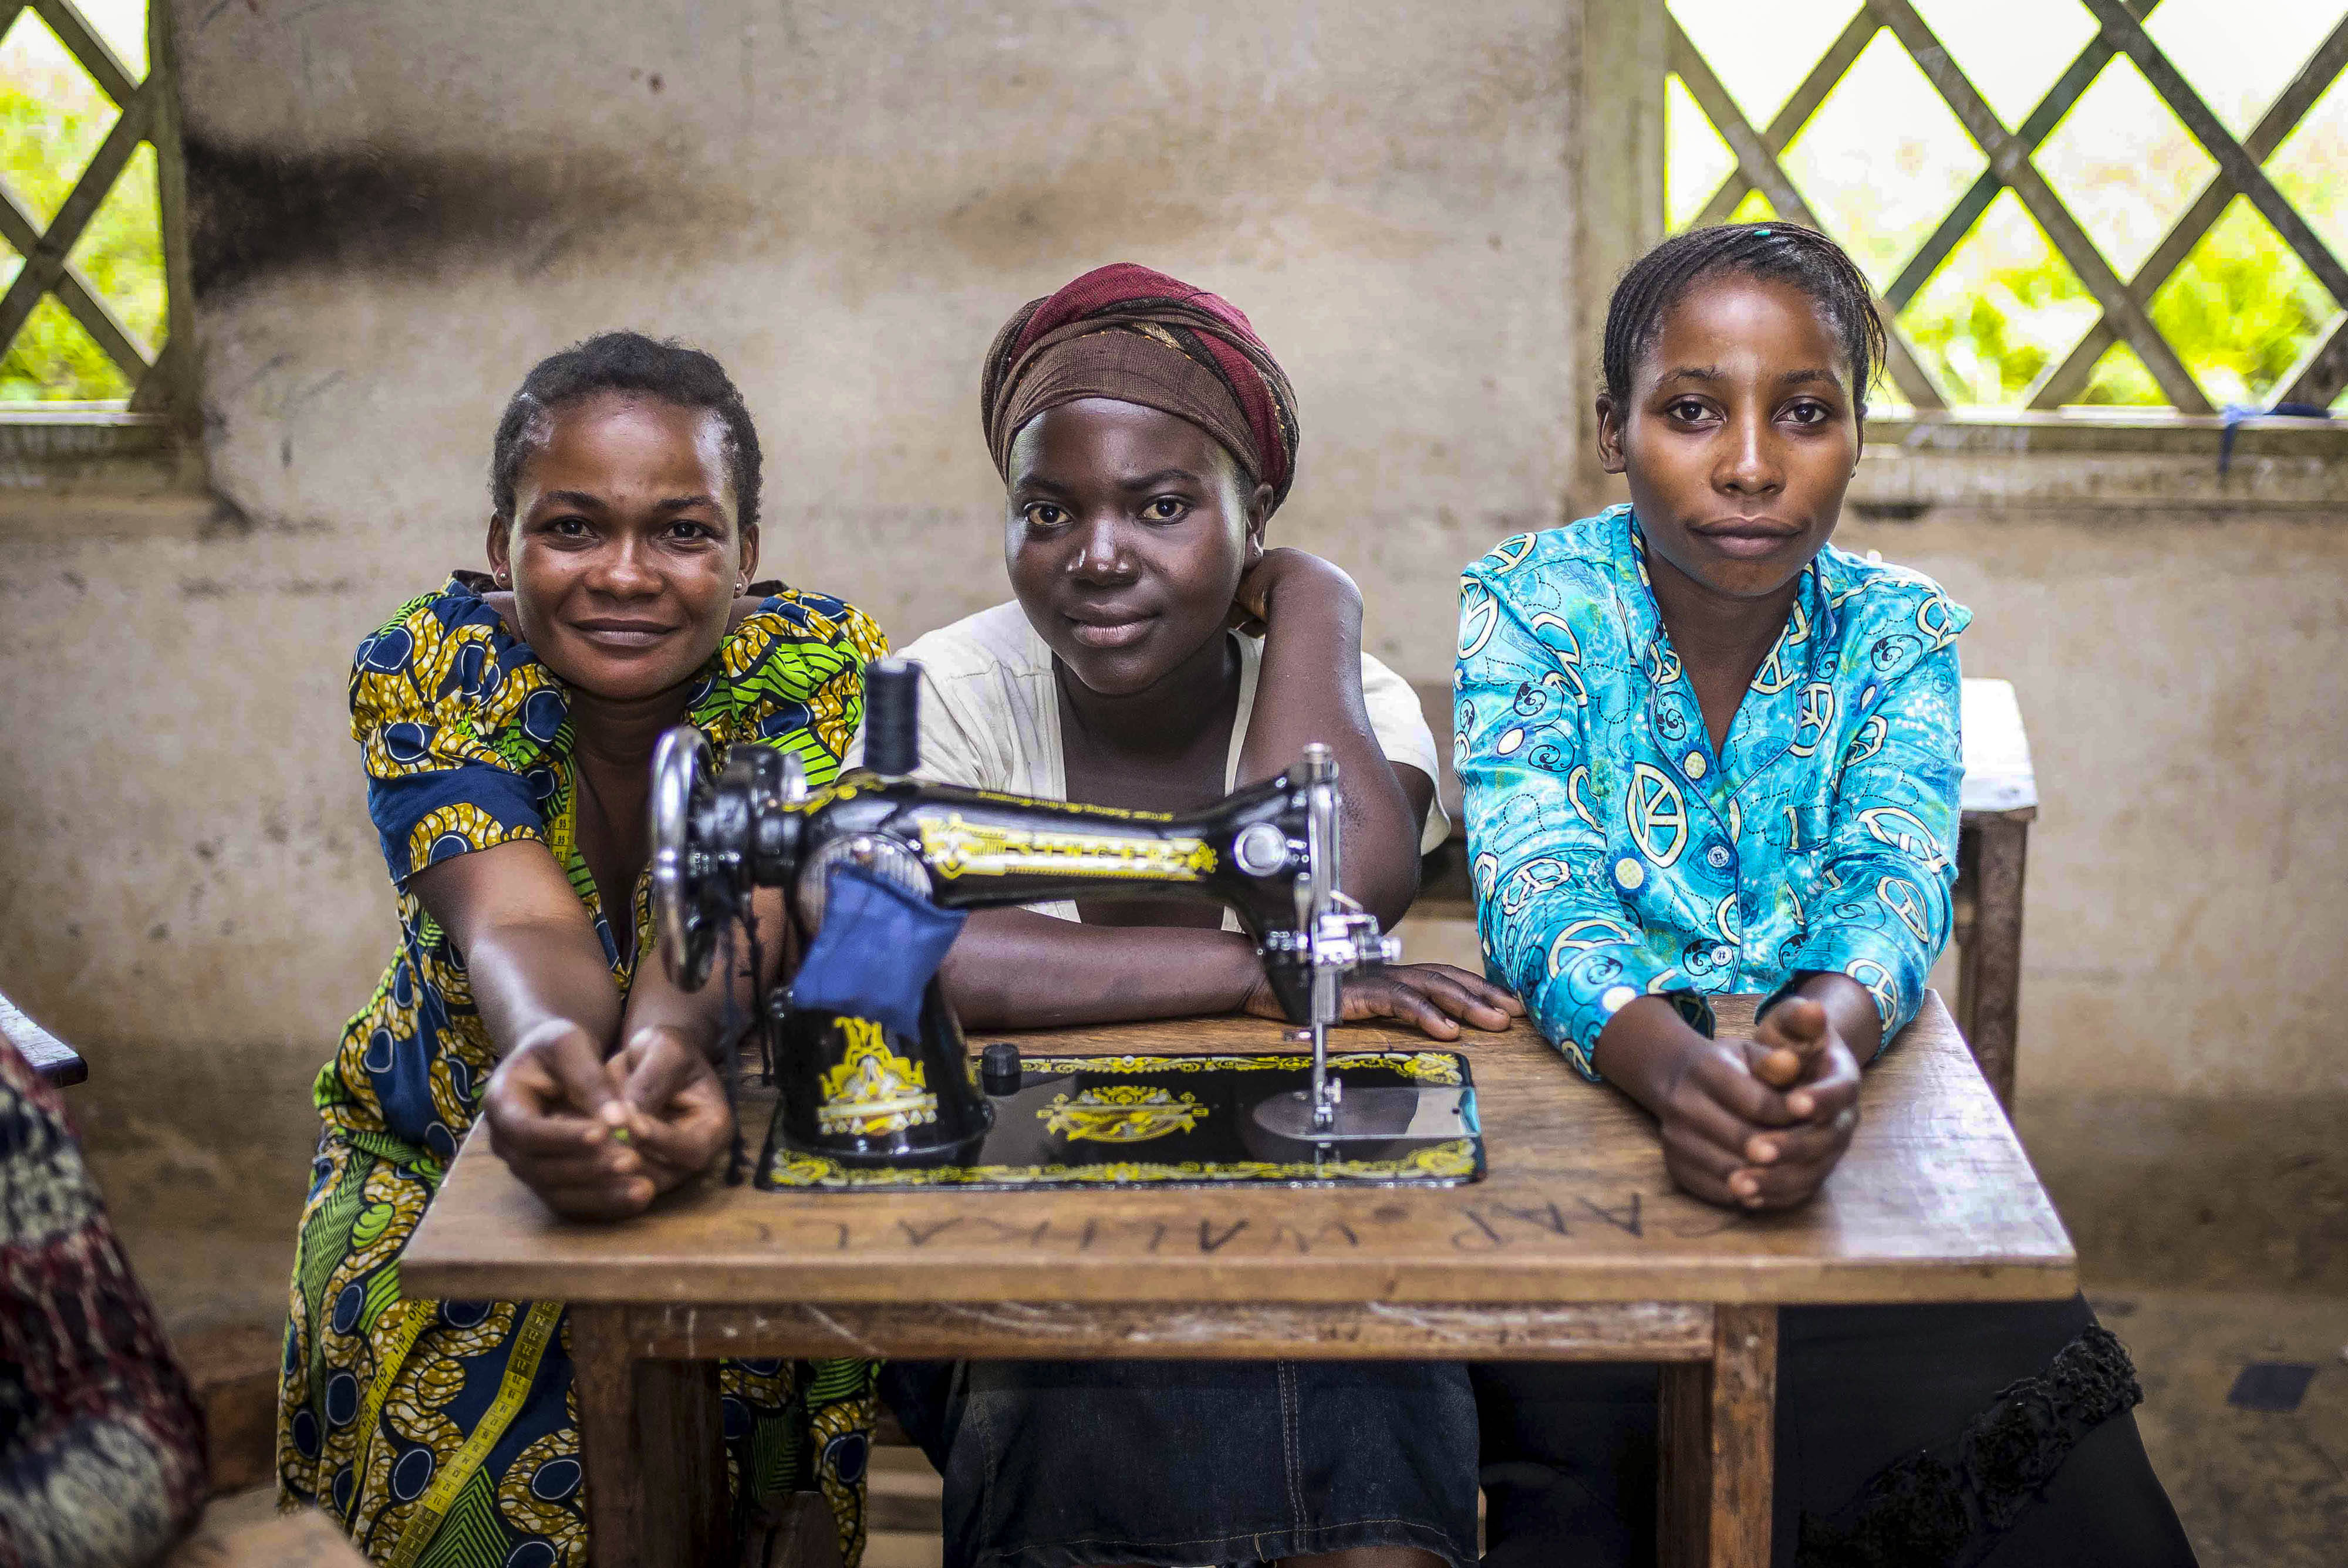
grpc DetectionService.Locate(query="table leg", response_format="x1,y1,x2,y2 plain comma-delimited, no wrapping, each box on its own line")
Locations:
569,1304,729,1567
1958,818,2028,1111
1658,1304,1776,1568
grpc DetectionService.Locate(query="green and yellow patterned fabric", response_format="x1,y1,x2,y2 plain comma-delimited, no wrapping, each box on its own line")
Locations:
280,572,888,1567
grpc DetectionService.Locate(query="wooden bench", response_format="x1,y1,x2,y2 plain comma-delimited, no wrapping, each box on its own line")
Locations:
1949,679,2036,1108
1410,676,2037,1108
1,984,86,1086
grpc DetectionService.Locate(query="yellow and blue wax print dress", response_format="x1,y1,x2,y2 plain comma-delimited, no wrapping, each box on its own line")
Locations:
279,572,888,1568
1456,505,1970,1071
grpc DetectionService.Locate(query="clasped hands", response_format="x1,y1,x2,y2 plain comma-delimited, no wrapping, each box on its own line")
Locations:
481,1021,734,1220
1645,996,1861,1210
478,952,1845,1221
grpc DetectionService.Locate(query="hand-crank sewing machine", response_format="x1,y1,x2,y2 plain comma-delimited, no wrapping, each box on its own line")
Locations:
649,660,1483,1190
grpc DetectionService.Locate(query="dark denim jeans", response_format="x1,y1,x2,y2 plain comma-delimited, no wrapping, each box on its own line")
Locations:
883,1358,1479,1568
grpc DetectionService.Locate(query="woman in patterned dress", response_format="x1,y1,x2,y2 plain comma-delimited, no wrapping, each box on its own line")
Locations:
278,333,888,1568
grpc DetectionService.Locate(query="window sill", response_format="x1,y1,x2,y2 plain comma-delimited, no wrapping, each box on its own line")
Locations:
0,405,225,537
1851,411,2346,515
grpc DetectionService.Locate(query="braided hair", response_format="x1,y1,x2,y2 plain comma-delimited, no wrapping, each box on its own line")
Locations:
1601,222,1885,423
491,331,763,530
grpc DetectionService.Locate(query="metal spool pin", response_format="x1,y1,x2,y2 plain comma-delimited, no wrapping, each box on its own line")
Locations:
863,657,921,779
792,655,933,932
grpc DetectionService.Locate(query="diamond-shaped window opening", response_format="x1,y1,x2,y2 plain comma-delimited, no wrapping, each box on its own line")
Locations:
2141,195,2338,407
72,0,150,81
64,139,164,353
2072,339,2163,407
2267,69,2348,275
1910,0,2100,134
0,7,124,231
1900,187,2101,407
0,291,134,401
1668,0,1867,136
1779,31,1987,292
2034,52,2219,280
1666,74,1738,232
2145,0,2346,141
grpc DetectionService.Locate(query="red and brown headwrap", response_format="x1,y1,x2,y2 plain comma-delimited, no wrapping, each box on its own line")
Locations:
980,262,1301,511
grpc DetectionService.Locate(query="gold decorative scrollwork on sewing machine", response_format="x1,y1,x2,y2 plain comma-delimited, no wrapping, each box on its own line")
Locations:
917,814,1219,882
1038,1084,1212,1144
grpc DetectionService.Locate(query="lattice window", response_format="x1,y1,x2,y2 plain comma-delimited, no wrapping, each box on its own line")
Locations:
1666,0,2348,414
1,0,188,411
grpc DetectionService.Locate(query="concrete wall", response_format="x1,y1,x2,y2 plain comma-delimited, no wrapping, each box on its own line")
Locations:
1,1,2343,1296
2,0,1583,1257
1841,509,2348,1100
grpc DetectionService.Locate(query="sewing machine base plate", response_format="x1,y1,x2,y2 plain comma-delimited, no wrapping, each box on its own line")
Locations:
755,1050,1484,1191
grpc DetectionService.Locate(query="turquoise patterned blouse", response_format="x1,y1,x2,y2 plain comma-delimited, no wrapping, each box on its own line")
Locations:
1455,505,1971,1076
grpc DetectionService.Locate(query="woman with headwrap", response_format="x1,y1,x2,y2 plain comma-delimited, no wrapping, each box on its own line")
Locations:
856,264,1517,1568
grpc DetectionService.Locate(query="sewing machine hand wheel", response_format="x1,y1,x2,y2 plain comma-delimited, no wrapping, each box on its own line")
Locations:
650,729,808,990
650,728,717,989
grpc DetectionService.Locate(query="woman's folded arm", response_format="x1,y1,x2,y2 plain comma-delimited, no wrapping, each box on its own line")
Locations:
941,907,1261,1029
1234,549,1423,925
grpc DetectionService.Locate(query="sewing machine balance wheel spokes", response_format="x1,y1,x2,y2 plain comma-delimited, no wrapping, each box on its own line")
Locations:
651,727,811,992
650,726,717,990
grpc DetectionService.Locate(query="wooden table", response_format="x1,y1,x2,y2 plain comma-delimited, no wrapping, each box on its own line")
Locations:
404,992,2073,1568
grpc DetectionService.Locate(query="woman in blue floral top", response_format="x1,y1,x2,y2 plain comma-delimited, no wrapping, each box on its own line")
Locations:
1459,226,2193,1566
279,334,886,1568
1459,503,1964,1087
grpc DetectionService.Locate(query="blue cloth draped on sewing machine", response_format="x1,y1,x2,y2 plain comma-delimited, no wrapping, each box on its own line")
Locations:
790,865,969,1037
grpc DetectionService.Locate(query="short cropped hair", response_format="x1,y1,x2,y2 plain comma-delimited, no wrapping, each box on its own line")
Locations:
490,331,763,529
1602,222,1887,424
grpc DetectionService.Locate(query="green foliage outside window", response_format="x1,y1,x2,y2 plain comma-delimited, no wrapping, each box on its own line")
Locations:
1704,182,2344,410
7,1,2344,412
1670,0,2348,412
1880,190,2340,410
2,2,162,403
